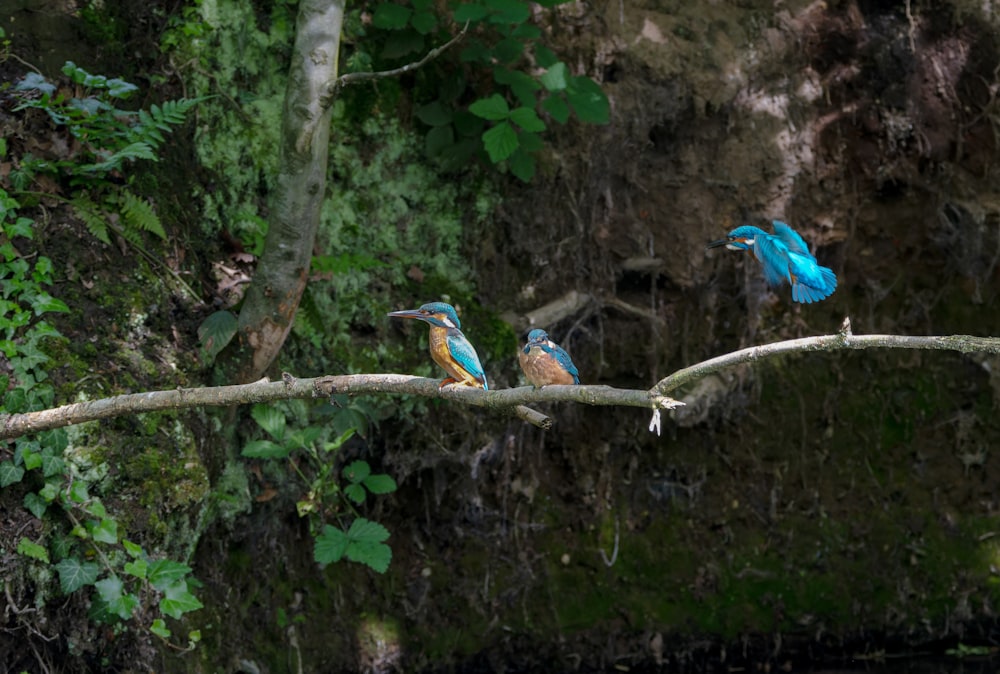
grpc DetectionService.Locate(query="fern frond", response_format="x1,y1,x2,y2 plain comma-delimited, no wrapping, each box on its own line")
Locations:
119,190,166,240
70,196,111,245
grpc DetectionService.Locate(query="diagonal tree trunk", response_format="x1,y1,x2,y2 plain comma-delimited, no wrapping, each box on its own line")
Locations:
235,0,343,382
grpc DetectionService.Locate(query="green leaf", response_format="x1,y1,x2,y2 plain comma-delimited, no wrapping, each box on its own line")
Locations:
382,30,424,58
508,147,536,182
68,480,89,503
288,425,324,450
96,576,139,620
469,94,510,121
453,110,485,137
425,124,455,158
411,10,437,34
535,44,559,68
343,460,371,484
518,130,544,152
540,62,568,92
488,0,530,23
251,404,286,441
494,68,540,107
124,559,148,579
90,518,119,544
344,483,367,505
314,525,349,565
493,37,525,64
0,461,24,487
55,557,100,593
148,559,193,591
22,448,42,471
241,439,289,459
482,122,519,162
453,3,490,22
347,540,392,573
542,94,570,123
363,474,398,494
41,453,65,478
150,618,172,639
23,492,48,519
372,3,412,29
197,310,237,362
460,42,492,63
509,107,546,132
159,579,203,619
416,101,453,127
511,22,541,39
17,537,49,563
122,539,143,558
347,517,391,543
567,76,610,124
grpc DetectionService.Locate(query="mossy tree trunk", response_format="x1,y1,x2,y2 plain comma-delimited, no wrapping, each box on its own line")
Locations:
235,0,344,382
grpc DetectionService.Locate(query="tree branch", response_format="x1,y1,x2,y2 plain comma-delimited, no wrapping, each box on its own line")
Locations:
329,22,469,96
3,327,1000,441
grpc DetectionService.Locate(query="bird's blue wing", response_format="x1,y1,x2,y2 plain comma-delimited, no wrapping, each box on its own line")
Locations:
789,256,837,303
543,344,580,384
752,233,793,287
447,330,488,389
772,221,813,258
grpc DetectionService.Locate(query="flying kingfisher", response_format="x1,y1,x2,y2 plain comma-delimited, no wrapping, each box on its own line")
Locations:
707,220,838,303
387,302,488,389
518,329,580,387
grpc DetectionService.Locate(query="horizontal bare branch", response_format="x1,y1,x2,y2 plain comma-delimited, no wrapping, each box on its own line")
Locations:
3,325,999,441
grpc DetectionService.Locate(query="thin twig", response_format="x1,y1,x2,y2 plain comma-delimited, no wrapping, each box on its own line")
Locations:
330,22,469,95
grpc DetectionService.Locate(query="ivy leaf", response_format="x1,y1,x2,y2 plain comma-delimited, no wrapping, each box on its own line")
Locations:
509,107,546,132
159,579,203,619
197,310,237,362
55,557,100,593
469,94,510,121
250,404,286,442
89,518,119,544
17,537,49,563
363,474,398,494
482,122,519,162
96,576,139,620
124,559,148,579
150,618,172,639
371,3,412,29
23,491,48,519
314,525,349,565
148,559,193,591
540,62,568,92
0,461,24,487
123,539,143,558
567,76,610,124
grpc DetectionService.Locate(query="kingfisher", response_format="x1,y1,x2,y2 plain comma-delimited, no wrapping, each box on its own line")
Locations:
387,302,488,389
707,220,838,303
518,329,580,387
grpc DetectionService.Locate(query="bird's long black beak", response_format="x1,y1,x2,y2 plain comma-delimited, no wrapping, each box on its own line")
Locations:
387,309,425,321
706,238,730,250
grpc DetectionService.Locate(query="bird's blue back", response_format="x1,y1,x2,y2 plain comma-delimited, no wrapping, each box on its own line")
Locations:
746,221,837,304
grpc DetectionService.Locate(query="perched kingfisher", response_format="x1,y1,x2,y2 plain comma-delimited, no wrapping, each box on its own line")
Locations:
518,329,580,387
387,302,488,389
707,220,838,303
